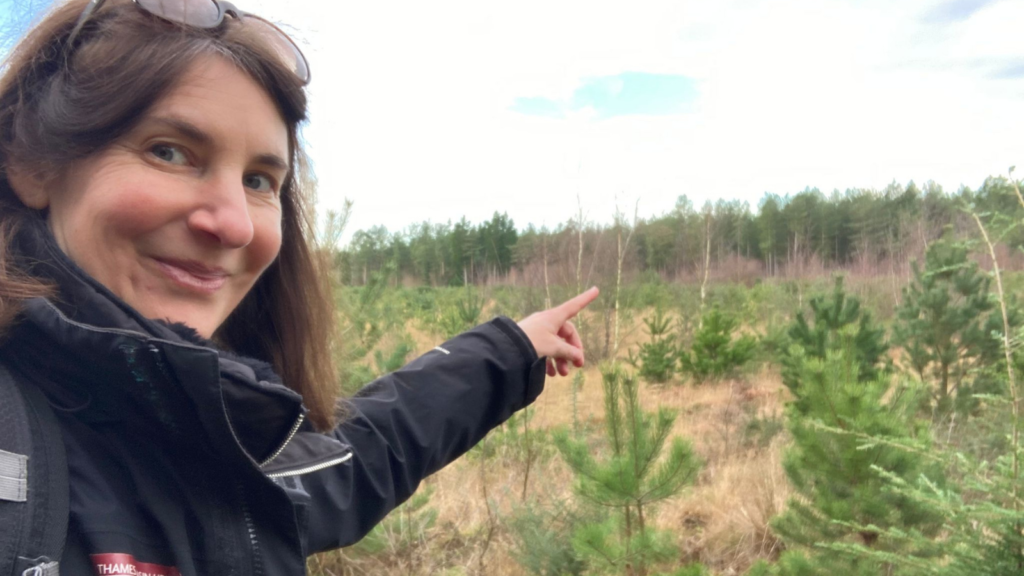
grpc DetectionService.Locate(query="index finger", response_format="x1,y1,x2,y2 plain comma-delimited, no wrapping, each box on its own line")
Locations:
555,287,600,321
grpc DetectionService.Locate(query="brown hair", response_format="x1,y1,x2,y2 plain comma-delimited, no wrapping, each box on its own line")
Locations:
0,0,339,430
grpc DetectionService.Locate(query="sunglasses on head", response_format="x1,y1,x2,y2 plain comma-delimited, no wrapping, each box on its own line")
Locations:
67,0,311,85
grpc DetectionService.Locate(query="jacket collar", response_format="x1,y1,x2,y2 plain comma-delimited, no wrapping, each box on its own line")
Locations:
5,216,308,465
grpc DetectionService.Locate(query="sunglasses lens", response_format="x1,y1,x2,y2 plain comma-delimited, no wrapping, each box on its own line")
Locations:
247,17,310,84
136,0,221,27
132,0,310,84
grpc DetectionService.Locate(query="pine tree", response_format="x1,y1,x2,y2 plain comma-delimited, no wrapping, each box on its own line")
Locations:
888,439,1024,576
336,264,408,395
771,333,944,575
768,400,1024,576
343,487,439,571
554,365,702,576
436,286,484,338
507,498,591,576
893,232,998,412
744,551,817,576
781,276,888,395
629,308,678,384
678,307,756,384
372,340,413,376
824,199,1024,576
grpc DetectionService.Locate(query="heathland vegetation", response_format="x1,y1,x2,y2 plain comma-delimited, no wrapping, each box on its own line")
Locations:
309,171,1024,575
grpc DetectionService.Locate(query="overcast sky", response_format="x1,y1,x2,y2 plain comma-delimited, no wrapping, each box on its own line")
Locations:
4,0,1024,243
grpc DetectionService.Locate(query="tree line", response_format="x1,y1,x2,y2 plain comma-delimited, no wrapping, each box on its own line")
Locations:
333,175,1024,286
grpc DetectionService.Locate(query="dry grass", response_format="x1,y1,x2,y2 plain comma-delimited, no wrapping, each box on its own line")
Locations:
311,313,793,576
672,441,789,573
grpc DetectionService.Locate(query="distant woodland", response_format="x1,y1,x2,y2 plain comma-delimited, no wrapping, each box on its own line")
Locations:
330,175,1024,287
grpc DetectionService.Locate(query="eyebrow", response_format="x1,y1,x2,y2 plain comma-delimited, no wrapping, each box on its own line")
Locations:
148,116,291,172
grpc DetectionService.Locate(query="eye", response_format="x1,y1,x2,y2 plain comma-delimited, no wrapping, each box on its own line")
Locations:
243,173,277,195
149,143,189,165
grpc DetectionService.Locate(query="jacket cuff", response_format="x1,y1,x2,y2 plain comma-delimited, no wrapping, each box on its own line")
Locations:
490,316,547,407
490,316,538,364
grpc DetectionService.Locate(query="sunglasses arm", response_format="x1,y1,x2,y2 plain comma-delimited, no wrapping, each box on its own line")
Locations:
67,0,109,49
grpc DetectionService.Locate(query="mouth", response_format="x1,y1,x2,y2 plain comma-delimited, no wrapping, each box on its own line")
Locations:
152,257,229,294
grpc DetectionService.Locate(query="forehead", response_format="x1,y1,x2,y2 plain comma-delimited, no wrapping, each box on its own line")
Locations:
145,56,290,160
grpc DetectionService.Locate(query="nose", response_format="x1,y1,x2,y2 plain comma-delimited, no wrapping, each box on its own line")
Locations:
187,172,255,248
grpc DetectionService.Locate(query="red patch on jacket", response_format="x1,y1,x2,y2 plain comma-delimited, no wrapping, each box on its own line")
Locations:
90,554,181,576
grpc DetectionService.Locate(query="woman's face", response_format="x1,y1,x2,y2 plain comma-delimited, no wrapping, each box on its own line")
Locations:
18,56,289,337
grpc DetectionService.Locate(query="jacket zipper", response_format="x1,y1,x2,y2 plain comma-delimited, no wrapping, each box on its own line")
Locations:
267,452,353,479
235,481,264,576
219,401,288,576
258,413,306,468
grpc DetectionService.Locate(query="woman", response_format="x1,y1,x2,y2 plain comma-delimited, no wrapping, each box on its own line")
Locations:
0,1,597,574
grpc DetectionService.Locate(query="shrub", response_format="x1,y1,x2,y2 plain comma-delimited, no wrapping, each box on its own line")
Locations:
756,321,790,365
468,407,554,464
334,487,439,575
335,265,411,395
679,307,757,384
629,308,678,384
741,409,785,450
434,287,484,339
506,499,592,576
372,340,413,376
743,551,817,576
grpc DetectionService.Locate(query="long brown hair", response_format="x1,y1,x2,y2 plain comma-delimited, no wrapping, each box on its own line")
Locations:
0,0,339,430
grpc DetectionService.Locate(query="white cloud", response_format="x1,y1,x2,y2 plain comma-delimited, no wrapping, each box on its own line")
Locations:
246,0,1024,242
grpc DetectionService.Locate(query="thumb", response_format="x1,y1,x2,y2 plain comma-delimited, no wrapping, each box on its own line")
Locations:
548,339,584,366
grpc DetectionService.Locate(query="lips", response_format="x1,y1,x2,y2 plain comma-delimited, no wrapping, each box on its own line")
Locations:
152,257,229,293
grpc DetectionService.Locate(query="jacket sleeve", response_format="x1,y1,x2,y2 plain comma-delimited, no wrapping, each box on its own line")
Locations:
300,316,547,552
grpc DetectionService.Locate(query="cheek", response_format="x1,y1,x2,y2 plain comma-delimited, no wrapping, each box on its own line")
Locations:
58,172,178,234
103,201,168,237
250,211,283,271
50,194,152,259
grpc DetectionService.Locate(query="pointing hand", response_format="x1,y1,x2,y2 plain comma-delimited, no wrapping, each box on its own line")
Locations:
517,287,600,377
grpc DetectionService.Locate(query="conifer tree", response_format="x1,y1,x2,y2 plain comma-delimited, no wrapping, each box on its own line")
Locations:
629,309,678,384
342,487,439,572
771,333,944,575
893,232,998,412
436,286,484,338
679,307,756,384
372,340,413,376
828,184,1024,576
554,365,702,576
836,438,1024,576
781,276,888,394
744,551,817,576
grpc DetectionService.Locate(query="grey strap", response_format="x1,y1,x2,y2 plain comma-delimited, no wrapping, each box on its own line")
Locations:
22,561,60,576
0,448,28,502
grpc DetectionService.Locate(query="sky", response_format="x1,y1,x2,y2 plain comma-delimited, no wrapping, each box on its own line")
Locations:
3,0,1024,243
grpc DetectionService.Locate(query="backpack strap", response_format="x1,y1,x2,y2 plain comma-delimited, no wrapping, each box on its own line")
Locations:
0,361,68,576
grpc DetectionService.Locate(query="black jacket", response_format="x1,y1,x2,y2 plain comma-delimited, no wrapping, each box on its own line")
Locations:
2,220,546,576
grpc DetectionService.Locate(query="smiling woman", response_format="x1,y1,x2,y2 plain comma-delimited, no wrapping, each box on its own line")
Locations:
0,0,333,427
10,57,289,337
0,1,596,575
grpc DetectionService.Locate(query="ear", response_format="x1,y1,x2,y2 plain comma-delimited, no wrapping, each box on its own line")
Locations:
5,163,52,210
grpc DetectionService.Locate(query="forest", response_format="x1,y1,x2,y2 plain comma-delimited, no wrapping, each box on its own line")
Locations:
309,170,1024,576
330,176,1024,289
